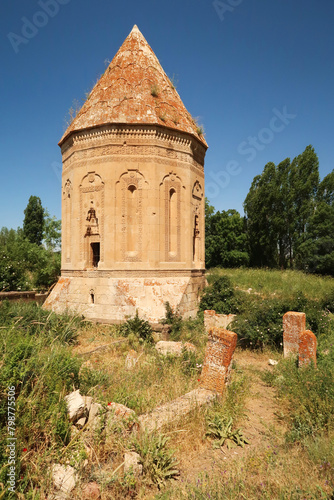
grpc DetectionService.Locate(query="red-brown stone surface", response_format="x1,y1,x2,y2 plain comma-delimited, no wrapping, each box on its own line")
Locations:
283,311,306,357
60,25,207,147
200,327,238,394
299,330,317,368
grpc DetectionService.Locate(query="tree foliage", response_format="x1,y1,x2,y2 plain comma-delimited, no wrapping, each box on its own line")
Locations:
205,200,249,269
1,200,61,291
244,145,321,270
23,196,45,245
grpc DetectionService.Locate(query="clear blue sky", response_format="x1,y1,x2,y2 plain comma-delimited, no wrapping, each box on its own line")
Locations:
1,0,334,229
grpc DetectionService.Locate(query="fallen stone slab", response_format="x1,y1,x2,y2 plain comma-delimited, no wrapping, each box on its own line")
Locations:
124,451,143,477
283,311,306,358
155,341,196,357
138,388,216,432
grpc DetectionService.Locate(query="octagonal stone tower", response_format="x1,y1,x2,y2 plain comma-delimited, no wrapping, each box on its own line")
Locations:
44,25,207,323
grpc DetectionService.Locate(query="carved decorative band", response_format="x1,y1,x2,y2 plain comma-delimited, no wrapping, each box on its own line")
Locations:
61,269,205,278
63,124,206,157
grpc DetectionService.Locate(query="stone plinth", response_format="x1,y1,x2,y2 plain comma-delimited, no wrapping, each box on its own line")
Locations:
299,330,317,368
283,312,306,358
199,327,237,394
44,273,205,323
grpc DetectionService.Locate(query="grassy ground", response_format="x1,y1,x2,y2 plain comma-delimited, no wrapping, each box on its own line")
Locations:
1,268,334,498
214,267,334,301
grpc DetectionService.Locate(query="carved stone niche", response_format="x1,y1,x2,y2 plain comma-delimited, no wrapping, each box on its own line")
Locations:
80,172,104,268
161,171,182,262
192,180,204,263
116,169,148,262
62,179,73,263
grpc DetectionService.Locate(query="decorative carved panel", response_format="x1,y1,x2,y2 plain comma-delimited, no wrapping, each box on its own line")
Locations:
79,172,104,266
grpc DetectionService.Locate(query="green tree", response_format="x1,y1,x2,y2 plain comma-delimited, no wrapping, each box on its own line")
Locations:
290,145,319,262
43,210,61,250
244,162,278,267
244,146,320,269
205,200,249,268
297,170,334,275
23,196,44,245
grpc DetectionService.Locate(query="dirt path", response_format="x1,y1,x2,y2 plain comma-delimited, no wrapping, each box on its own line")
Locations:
179,350,286,481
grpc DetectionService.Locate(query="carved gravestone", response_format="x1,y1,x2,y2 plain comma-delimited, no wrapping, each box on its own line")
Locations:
283,311,306,358
299,330,317,368
199,327,237,394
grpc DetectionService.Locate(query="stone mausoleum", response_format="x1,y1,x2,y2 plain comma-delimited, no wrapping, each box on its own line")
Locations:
44,25,208,323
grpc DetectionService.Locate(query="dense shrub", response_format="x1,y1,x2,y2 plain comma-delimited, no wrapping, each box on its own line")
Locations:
199,275,245,314
232,291,333,349
119,310,153,343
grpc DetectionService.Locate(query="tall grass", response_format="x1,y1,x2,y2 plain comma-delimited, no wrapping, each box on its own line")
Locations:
213,267,334,301
0,301,83,496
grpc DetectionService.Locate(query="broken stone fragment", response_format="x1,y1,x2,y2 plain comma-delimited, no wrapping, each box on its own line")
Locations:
155,341,196,357
81,481,101,499
83,395,93,413
124,451,143,477
87,402,104,431
64,390,86,422
203,310,237,333
106,402,137,431
125,349,139,369
51,464,77,494
76,416,87,429
268,359,278,366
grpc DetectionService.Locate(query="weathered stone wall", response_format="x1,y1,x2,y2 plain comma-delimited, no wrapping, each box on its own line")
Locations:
0,291,47,304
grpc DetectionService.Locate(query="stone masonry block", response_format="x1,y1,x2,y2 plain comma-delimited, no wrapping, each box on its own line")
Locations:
283,311,306,358
299,330,317,368
204,310,236,333
200,327,237,394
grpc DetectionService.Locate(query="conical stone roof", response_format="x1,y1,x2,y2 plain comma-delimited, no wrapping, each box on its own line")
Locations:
60,25,207,147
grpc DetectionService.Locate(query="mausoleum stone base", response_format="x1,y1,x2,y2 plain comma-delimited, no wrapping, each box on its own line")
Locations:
44,271,205,323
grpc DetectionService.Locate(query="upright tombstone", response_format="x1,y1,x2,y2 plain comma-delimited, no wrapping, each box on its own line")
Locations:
299,330,317,368
44,25,207,323
283,312,306,358
200,328,237,394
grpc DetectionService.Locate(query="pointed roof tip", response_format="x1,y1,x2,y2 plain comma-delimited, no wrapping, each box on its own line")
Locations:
59,24,208,148
131,24,140,33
